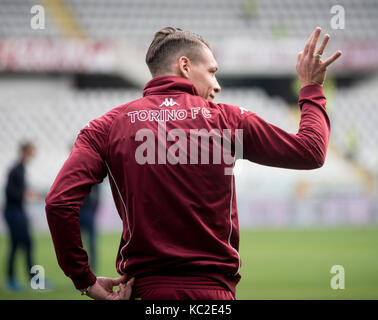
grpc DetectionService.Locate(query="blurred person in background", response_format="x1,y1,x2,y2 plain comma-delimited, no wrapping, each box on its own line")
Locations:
79,183,100,272
3,141,38,291
46,26,341,300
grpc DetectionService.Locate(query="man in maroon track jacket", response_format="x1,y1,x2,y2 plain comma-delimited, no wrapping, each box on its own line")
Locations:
45,27,341,300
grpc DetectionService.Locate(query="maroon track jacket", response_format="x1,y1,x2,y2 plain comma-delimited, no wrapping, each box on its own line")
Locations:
45,76,330,294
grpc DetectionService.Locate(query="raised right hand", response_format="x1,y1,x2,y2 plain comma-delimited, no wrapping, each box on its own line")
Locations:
296,27,342,88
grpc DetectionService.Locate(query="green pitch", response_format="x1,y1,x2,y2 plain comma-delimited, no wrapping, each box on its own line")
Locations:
0,227,377,300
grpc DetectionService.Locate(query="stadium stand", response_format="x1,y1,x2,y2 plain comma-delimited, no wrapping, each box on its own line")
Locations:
3,0,374,42
63,0,378,41
332,76,378,176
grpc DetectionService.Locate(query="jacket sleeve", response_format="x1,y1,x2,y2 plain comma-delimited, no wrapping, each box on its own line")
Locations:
45,126,108,290
238,84,330,169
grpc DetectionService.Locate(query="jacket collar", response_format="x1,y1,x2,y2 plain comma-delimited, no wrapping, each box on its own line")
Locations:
143,75,199,97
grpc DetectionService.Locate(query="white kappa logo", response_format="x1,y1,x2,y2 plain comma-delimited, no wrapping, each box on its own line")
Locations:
159,98,180,107
239,106,249,115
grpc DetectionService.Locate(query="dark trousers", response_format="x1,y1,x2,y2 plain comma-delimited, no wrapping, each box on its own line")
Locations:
3,207,33,281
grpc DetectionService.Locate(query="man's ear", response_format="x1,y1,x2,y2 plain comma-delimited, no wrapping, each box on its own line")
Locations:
177,56,191,79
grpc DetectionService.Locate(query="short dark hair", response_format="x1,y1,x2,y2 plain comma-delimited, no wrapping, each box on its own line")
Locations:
146,27,211,77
